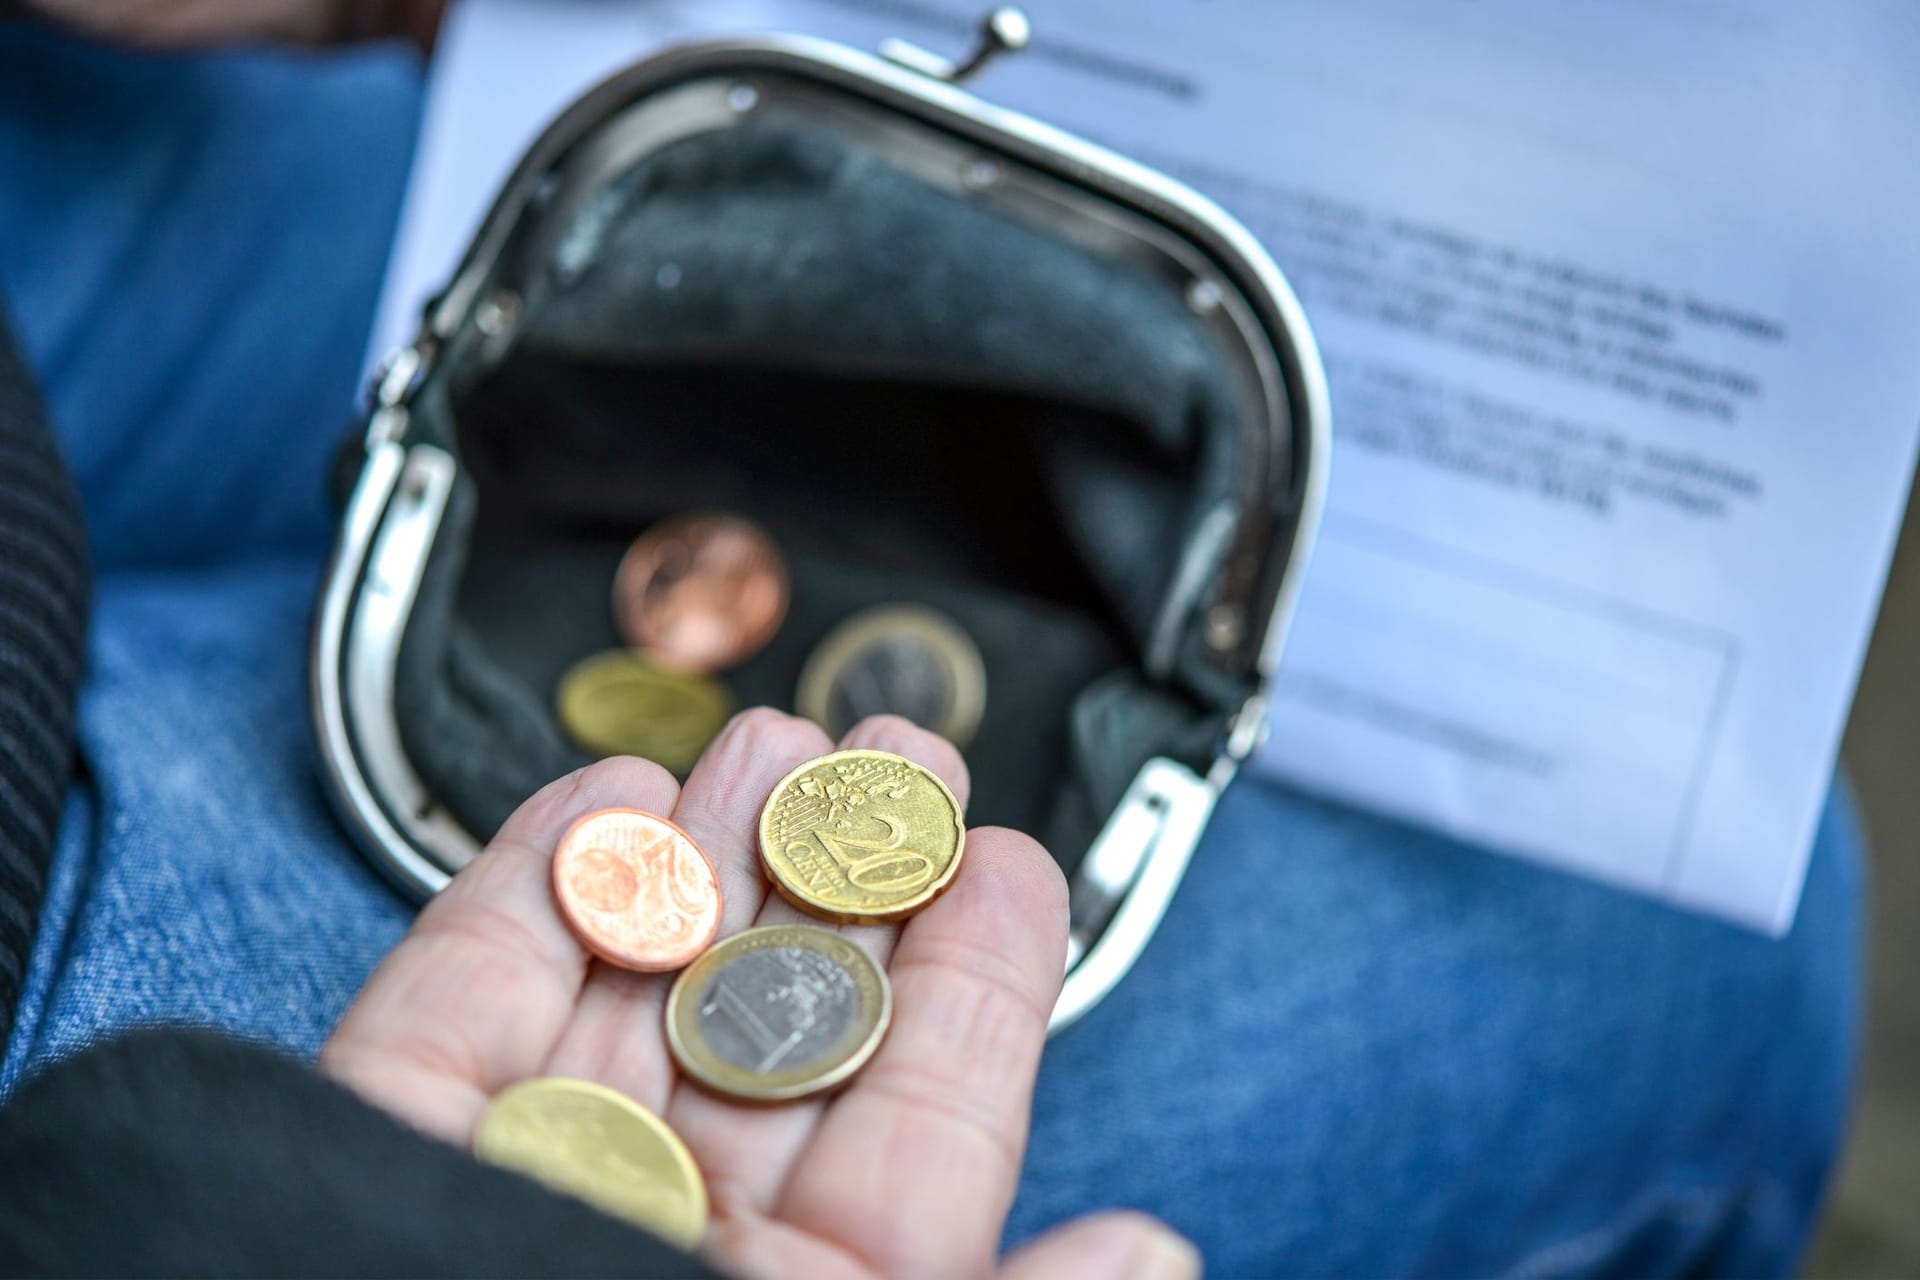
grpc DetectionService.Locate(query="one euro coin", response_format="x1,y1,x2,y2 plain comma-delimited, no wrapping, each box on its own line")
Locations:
667,924,891,1102
796,605,985,748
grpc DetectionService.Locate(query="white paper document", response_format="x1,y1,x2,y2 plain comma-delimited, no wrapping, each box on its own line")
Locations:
369,0,1920,932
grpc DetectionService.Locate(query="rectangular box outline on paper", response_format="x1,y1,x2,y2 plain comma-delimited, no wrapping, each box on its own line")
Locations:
1258,513,1740,901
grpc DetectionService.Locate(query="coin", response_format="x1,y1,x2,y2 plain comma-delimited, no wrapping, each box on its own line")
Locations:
554,649,733,774
667,924,892,1102
758,749,966,923
613,514,788,672
796,605,987,747
473,1077,707,1247
552,808,722,972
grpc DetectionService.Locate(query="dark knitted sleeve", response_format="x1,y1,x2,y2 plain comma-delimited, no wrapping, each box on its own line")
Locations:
0,295,88,1046
0,1029,725,1277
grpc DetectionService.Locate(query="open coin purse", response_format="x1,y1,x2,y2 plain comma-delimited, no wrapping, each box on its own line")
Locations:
313,14,1328,1030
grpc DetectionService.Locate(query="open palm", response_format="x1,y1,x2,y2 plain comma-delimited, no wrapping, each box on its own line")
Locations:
322,709,1193,1280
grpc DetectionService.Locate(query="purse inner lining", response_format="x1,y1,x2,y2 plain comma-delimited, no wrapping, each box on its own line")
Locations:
390,106,1253,872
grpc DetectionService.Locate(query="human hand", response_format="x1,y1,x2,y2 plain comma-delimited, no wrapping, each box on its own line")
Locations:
321,709,1200,1280
19,0,443,46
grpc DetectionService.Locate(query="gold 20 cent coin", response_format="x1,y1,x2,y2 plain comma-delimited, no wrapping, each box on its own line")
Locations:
758,749,965,923
472,1077,707,1246
555,649,733,774
667,924,892,1102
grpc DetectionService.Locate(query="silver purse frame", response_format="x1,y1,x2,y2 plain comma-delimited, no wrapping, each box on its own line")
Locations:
311,18,1329,1033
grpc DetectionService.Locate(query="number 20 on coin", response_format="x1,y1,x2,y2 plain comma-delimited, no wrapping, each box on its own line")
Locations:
757,750,965,923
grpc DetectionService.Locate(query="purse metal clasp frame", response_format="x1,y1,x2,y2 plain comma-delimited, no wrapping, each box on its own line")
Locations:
314,16,1328,1035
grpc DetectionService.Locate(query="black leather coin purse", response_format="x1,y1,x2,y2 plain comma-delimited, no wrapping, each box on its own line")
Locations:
312,12,1328,1030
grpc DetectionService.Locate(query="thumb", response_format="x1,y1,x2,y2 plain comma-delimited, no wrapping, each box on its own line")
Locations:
997,1211,1202,1280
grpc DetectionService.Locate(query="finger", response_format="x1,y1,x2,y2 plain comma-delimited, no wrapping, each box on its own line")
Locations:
997,1213,1202,1280
543,708,831,1111
321,756,680,1143
671,715,974,1216
680,708,837,938
774,824,1067,1278
702,1212,871,1280
750,714,972,969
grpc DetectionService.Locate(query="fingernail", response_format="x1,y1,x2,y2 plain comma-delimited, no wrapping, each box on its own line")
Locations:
1132,1224,1202,1280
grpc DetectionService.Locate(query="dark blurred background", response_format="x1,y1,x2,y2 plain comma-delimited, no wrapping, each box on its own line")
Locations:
1808,491,1920,1276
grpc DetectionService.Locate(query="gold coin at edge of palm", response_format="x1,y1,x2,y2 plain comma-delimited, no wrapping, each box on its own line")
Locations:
758,748,965,924
472,1077,707,1247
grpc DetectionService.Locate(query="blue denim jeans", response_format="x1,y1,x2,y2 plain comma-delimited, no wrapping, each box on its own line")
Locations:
0,24,1862,1279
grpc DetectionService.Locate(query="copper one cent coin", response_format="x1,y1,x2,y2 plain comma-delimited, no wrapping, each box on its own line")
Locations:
552,808,722,972
613,515,788,672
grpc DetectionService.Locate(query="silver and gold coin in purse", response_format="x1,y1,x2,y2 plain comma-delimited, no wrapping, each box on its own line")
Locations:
311,7,1328,1034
